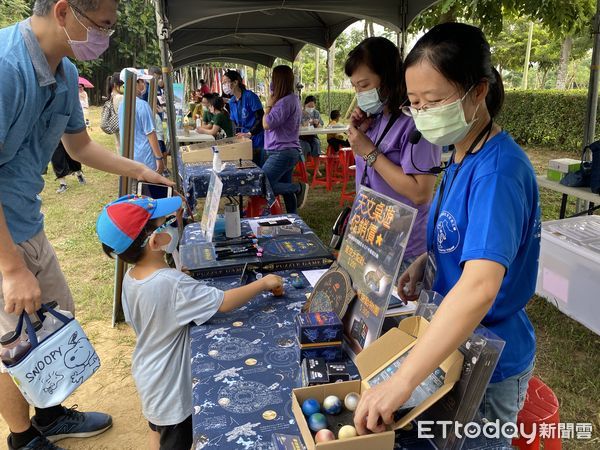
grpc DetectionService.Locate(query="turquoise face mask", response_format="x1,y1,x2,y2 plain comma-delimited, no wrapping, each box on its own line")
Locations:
356,88,385,116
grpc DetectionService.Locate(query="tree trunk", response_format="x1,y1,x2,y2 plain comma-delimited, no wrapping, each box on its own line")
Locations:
556,35,573,90
327,40,336,111
438,6,456,23
315,49,320,91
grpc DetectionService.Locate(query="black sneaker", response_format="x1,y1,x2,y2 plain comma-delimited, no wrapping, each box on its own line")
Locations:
77,174,86,185
33,406,112,443
56,184,67,194
295,183,309,210
7,436,65,450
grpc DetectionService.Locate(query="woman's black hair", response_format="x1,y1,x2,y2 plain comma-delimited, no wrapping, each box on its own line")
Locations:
304,95,316,105
210,96,229,117
404,22,504,118
223,70,246,91
101,220,160,265
105,72,122,98
344,36,405,115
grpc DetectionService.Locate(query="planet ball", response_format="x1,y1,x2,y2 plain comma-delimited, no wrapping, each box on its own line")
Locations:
322,395,342,415
301,398,321,416
338,425,357,439
344,392,361,412
308,413,328,432
315,428,336,442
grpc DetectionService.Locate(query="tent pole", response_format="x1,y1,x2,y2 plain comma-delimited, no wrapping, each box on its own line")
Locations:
584,0,600,147
155,0,181,193
112,69,137,326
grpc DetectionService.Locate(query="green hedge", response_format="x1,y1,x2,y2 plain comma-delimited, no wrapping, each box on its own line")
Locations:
496,89,591,152
307,89,594,151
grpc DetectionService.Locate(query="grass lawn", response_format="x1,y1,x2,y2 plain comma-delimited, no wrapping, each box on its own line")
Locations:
39,107,599,448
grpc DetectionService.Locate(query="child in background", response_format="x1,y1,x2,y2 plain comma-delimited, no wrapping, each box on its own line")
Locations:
326,109,350,152
96,194,283,450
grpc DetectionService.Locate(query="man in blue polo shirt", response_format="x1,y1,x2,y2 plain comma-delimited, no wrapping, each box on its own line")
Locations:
0,1,171,449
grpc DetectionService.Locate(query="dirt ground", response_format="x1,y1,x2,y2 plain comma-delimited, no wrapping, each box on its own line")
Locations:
0,322,145,450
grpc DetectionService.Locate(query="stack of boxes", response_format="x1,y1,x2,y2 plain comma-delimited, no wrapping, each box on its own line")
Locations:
547,158,581,182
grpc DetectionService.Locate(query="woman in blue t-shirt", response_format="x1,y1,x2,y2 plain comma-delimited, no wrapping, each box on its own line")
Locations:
354,23,540,437
223,70,265,166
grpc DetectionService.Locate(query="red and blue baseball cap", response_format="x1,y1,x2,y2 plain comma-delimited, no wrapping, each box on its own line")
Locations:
96,194,182,254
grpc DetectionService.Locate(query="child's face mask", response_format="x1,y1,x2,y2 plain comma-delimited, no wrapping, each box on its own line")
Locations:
143,216,179,254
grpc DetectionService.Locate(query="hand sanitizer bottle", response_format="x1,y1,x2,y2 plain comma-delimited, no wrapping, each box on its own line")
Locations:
212,146,222,173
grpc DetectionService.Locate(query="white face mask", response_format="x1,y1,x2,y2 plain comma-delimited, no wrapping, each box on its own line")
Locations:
356,88,384,116
305,107,315,114
160,226,180,254
222,83,233,95
411,88,479,146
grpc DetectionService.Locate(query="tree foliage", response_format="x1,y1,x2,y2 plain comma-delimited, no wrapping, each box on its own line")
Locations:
0,0,29,28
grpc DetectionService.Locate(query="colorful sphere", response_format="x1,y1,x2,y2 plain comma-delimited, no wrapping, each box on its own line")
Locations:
344,392,361,412
301,398,321,416
338,425,357,439
315,428,336,442
322,395,343,415
308,412,328,432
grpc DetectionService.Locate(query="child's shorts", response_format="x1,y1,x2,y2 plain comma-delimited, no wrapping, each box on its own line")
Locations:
148,415,192,450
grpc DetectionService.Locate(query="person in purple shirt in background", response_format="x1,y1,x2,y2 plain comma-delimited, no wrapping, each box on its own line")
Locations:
262,65,309,214
345,37,441,270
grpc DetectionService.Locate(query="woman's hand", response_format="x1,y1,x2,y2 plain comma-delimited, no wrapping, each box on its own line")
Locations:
155,159,165,174
347,125,376,158
236,132,251,139
350,107,372,132
353,377,414,435
397,253,428,302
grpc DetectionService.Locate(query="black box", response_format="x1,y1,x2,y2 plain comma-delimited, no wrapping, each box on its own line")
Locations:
300,358,329,386
271,432,305,450
298,341,343,362
295,311,343,345
326,362,350,383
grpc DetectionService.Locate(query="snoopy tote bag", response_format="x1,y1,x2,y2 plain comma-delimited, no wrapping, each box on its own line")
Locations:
5,306,101,407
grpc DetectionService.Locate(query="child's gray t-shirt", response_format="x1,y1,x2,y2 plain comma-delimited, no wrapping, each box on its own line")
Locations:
122,268,224,426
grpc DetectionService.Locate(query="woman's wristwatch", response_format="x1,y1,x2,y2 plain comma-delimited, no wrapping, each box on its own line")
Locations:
154,155,164,161
363,148,380,167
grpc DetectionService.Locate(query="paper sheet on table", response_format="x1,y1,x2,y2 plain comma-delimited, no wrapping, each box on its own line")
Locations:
301,269,328,287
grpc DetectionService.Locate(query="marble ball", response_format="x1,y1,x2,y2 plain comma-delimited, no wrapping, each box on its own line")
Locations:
344,392,361,412
301,398,321,416
315,428,336,442
308,412,328,432
338,425,357,439
322,395,342,415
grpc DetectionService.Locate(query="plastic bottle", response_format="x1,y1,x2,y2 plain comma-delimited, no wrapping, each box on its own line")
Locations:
39,301,73,341
196,118,201,129
212,146,222,172
0,331,31,365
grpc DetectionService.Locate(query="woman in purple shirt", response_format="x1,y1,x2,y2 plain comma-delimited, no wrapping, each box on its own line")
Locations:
262,65,309,213
346,37,441,267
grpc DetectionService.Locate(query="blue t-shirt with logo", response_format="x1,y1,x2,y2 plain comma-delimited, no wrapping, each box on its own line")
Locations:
229,89,264,149
0,20,86,244
428,131,540,383
119,97,156,170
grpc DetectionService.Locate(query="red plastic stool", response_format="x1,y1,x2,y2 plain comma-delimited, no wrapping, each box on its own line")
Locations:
512,377,561,450
311,146,342,191
294,160,309,183
244,196,283,217
338,147,356,205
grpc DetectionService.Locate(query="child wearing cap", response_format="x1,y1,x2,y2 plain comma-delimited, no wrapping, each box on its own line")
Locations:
96,194,282,450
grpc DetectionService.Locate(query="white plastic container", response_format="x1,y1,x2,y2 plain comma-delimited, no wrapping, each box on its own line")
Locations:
536,215,600,335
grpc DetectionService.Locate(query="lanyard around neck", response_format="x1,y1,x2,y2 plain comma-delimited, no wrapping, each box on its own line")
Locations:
360,113,399,187
429,119,494,252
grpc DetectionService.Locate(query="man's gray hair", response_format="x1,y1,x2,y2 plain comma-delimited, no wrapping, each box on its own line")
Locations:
33,0,102,16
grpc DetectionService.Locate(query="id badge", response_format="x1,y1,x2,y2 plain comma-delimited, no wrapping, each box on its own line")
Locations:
422,251,437,291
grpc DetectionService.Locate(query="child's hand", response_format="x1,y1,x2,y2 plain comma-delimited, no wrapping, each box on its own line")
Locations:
262,274,283,291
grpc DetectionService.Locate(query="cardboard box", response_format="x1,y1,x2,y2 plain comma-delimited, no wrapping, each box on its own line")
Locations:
296,312,344,345
292,316,464,450
180,137,252,163
548,158,580,174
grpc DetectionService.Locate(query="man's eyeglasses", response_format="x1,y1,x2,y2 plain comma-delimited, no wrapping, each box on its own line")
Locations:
69,1,115,37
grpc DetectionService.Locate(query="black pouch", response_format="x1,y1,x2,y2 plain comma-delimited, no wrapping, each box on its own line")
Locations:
590,140,600,194
560,145,592,188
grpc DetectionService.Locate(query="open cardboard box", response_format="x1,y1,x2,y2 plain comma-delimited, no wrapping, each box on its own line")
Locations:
292,316,464,450
180,136,252,163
